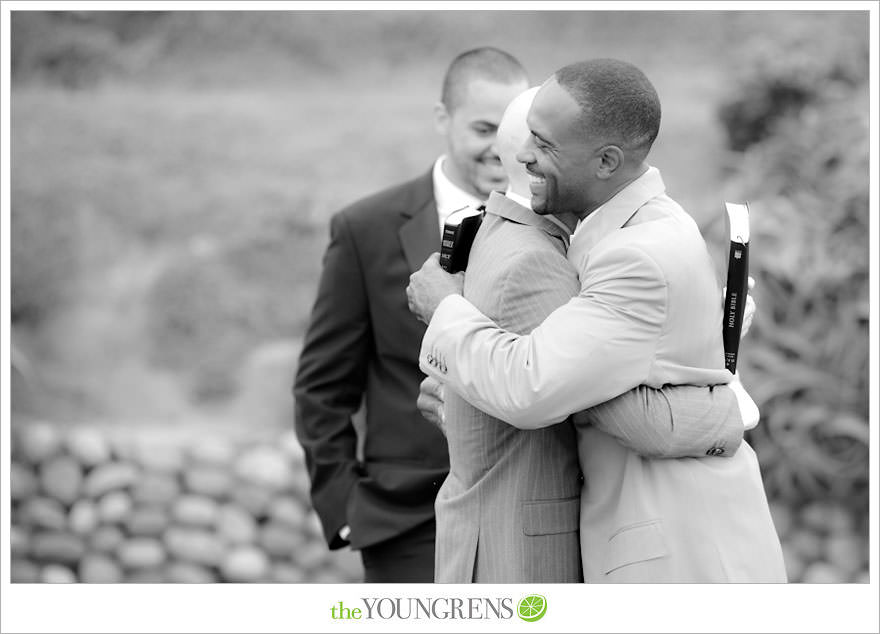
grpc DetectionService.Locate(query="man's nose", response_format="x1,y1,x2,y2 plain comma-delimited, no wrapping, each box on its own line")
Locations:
516,148,535,165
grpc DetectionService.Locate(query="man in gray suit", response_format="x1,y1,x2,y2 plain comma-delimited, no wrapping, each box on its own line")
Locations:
424,87,759,583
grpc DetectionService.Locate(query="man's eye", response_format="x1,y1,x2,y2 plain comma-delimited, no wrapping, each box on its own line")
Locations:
472,125,493,136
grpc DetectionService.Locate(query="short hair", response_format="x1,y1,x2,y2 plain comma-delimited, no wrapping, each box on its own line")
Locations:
555,59,661,160
441,47,528,112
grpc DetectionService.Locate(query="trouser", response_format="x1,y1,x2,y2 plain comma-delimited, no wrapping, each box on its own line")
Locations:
360,519,436,583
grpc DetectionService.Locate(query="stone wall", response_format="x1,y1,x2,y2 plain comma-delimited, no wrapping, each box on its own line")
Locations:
10,421,362,583
9,421,869,583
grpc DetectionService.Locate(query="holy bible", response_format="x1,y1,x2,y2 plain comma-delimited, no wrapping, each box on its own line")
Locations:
439,205,484,273
723,201,751,373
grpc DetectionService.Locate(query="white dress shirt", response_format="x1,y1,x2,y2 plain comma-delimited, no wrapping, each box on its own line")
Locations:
432,156,483,233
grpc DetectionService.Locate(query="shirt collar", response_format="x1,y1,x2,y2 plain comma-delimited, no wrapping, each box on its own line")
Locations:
433,156,483,231
484,191,571,246
570,166,666,256
505,189,575,244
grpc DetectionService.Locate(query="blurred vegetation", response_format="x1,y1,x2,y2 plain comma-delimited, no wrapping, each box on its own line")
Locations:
712,15,869,549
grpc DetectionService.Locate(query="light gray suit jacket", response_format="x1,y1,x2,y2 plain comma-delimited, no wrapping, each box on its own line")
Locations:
435,193,583,583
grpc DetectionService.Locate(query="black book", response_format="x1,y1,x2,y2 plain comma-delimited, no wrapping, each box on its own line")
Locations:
439,205,484,273
722,201,751,373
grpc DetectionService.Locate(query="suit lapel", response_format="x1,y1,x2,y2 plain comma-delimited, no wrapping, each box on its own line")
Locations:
568,167,666,271
399,177,440,274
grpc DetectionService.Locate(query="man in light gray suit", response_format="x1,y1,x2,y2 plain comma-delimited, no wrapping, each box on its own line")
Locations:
424,87,762,583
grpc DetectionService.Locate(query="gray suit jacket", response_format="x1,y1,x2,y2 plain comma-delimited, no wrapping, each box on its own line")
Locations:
435,193,582,583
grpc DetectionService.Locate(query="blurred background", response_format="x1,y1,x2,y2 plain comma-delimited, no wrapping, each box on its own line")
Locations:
8,10,870,583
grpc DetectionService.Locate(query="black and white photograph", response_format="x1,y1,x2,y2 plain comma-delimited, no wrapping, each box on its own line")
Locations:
2,3,877,633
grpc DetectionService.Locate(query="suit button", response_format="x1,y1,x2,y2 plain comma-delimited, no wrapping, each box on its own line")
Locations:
705,446,725,456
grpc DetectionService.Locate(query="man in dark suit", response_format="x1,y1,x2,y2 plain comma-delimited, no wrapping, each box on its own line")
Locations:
293,48,529,582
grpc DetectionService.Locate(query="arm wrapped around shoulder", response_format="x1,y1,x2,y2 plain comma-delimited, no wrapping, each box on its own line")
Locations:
573,383,744,458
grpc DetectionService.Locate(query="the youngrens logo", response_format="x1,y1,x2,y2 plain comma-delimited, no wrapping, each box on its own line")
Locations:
329,595,547,622
517,595,547,622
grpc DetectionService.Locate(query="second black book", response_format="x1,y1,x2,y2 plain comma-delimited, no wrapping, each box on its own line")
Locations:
439,205,484,273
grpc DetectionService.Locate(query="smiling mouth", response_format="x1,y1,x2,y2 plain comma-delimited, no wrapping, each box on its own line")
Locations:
528,173,546,185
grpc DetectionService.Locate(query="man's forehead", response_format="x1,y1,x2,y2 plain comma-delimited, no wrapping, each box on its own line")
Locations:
528,78,579,133
456,78,528,116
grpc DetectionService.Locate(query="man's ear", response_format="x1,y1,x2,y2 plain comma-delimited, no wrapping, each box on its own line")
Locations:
596,145,624,179
434,102,451,136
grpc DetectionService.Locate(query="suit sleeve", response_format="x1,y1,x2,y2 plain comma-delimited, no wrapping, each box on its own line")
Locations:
420,245,667,429
294,212,370,549
576,383,744,458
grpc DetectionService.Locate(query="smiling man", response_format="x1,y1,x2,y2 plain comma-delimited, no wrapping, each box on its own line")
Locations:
407,59,786,582
294,47,528,583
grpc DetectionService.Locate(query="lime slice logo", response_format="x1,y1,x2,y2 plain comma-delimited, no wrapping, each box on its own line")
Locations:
517,595,547,622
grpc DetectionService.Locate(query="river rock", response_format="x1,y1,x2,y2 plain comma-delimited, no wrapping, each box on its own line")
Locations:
16,422,62,464
133,440,185,473
118,537,167,569
221,546,270,582
66,427,111,467
97,491,133,524
40,455,83,506
11,559,40,583
234,445,291,489
260,522,306,558
268,496,307,528
184,465,233,498
31,531,85,565
126,568,166,583
271,562,307,583
20,497,67,531
279,429,305,463
84,462,138,498
164,561,217,583
68,499,99,535
163,527,223,567
10,461,38,501
79,554,124,583
126,505,169,537
41,564,77,583
91,525,125,553
131,472,180,505
11,525,30,558
188,437,235,466
230,482,274,519
291,542,329,571
172,495,219,526
216,503,258,545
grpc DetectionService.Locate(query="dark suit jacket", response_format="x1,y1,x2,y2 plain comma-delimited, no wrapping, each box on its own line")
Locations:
294,169,449,550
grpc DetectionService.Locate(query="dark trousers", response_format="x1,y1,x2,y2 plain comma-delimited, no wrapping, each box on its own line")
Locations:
360,519,435,583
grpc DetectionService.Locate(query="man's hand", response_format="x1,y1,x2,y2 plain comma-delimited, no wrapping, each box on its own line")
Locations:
406,253,465,324
417,376,446,435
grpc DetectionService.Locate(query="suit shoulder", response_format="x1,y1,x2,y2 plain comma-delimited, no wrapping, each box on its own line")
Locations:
334,172,433,227
604,198,707,260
